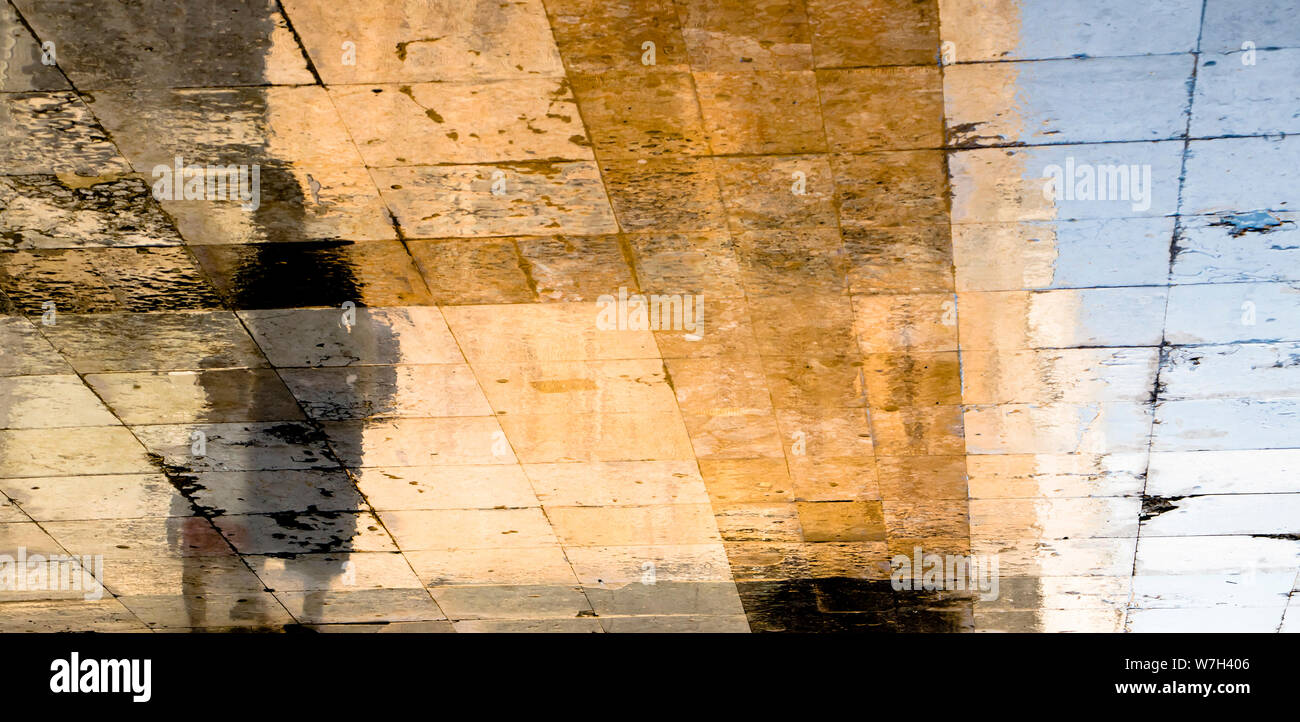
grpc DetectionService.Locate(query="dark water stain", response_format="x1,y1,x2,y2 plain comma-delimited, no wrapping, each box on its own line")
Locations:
262,422,329,449
395,36,443,61
146,452,222,518
735,577,975,633
193,240,366,309
946,120,1024,149
1210,210,1291,237
1139,494,1186,522
262,509,359,555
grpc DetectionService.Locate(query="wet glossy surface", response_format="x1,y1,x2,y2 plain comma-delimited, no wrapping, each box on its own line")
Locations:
0,0,1297,633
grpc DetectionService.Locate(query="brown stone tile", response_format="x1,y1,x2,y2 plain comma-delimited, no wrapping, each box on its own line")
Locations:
282,364,494,420
322,417,508,467
516,235,637,302
356,465,538,511
883,499,971,538
0,174,182,250
1,92,127,175
852,293,959,353
698,457,794,503
381,508,556,550
964,452,1144,500
443,303,659,364
843,223,955,294
713,502,803,541
157,164,398,246
806,0,940,67
500,412,695,463
674,0,814,70
240,306,463,367
680,409,785,459
876,455,969,500
280,0,564,83
732,226,844,255
476,359,676,416
715,155,837,230
330,80,592,166
405,546,573,586
817,66,945,151
772,406,874,456
722,541,810,580
831,150,950,226
627,231,745,296
762,354,866,408
869,405,965,456
666,355,774,413
546,504,720,546
796,500,885,541
961,348,1157,405
887,536,971,558
0,375,117,430
734,229,849,297
375,162,618,238
545,0,690,73
653,295,759,358
725,540,892,580
406,239,535,305
88,86,363,170
570,72,709,158
802,542,893,579
0,3,72,92
746,292,860,357
860,351,963,407
526,460,708,507
694,71,826,155
87,369,304,425
601,157,727,232
23,312,261,375
787,456,880,502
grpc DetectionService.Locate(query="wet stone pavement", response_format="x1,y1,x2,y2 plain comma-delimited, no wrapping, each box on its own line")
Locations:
0,0,1297,633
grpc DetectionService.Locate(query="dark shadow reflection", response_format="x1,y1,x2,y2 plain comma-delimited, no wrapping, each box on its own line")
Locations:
49,0,402,630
